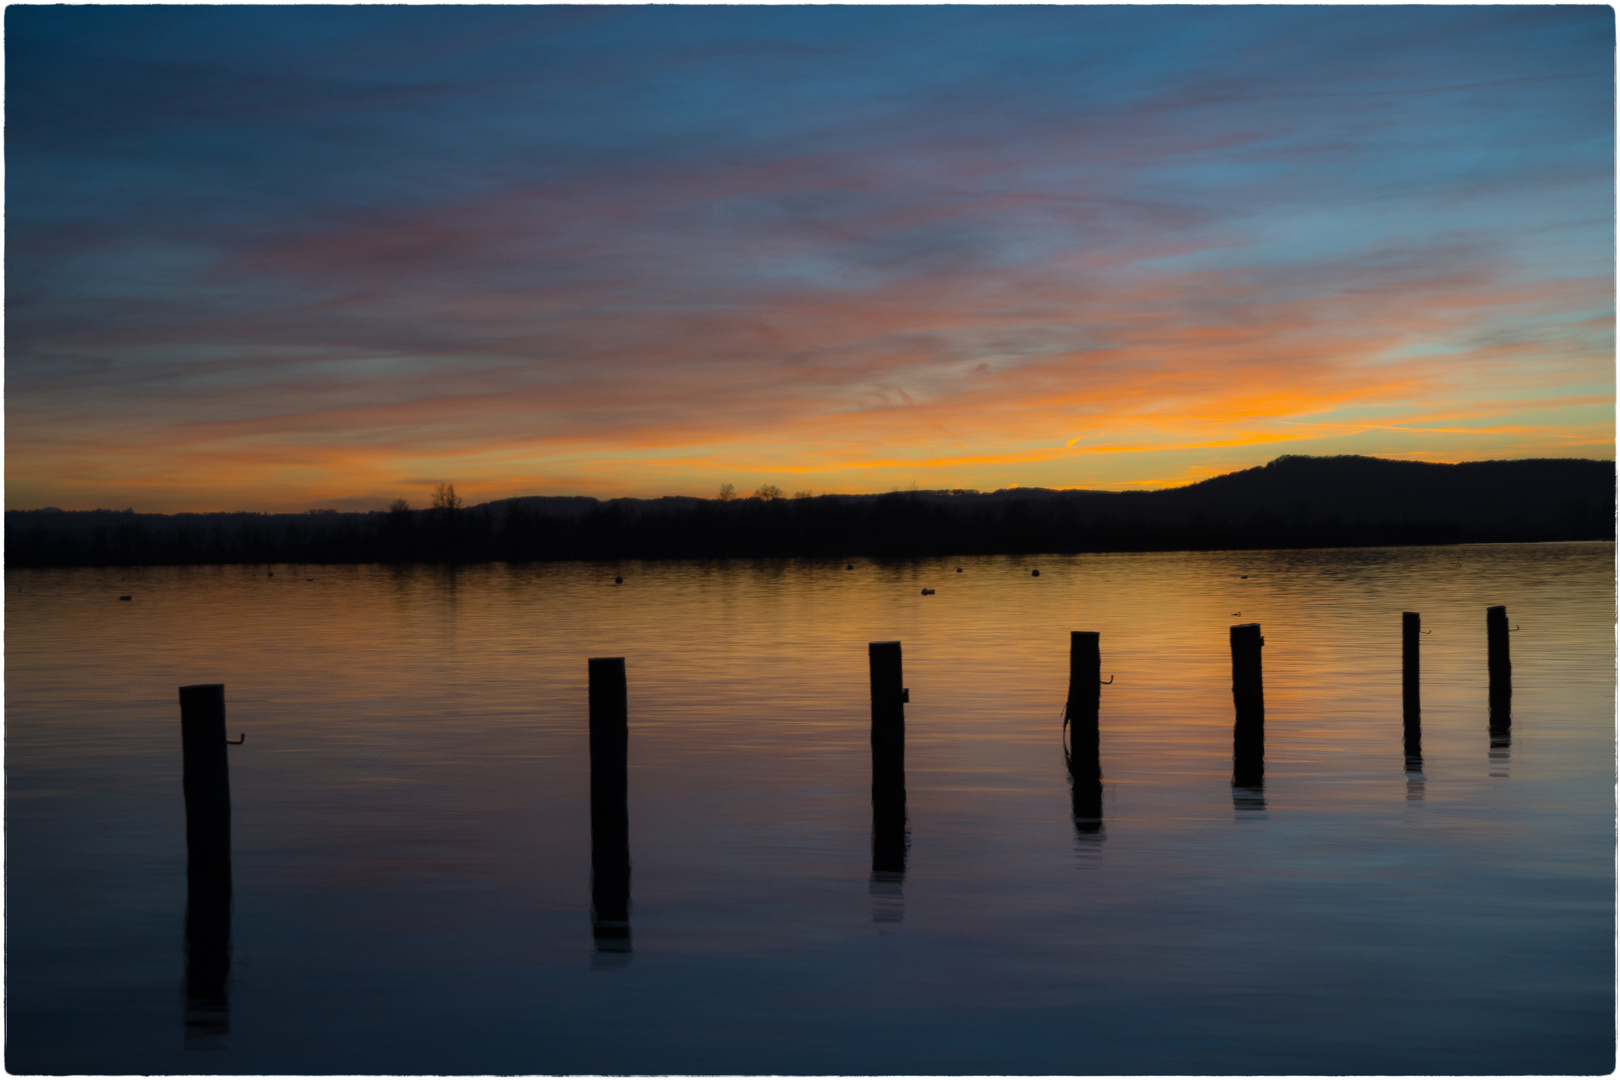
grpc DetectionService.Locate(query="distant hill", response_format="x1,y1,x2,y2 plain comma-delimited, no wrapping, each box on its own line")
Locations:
1141,455,1612,529
6,455,1613,567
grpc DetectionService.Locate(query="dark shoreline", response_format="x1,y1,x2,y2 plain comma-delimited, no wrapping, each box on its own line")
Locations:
7,454,1613,568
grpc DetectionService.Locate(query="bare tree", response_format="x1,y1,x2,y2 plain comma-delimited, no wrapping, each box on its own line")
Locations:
389,498,411,514
431,483,462,510
718,482,736,501
754,484,783,501
792,490,813,500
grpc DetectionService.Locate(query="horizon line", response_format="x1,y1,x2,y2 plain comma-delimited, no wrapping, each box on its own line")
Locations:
11,452,1613,518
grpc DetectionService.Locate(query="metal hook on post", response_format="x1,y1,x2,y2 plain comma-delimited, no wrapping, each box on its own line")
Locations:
1100,675,1114,685
226,733,245,745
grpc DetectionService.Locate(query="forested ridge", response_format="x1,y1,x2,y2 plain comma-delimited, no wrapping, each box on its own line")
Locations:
7,455,1613,567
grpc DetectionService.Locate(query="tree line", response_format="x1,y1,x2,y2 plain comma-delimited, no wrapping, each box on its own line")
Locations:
6,455,1612,567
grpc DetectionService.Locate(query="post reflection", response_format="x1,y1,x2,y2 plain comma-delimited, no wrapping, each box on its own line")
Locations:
870,767,908,923
869,641,907,923
1488,690,1512,760
183,853,231,1045
1232,753,1266,813
591,834,632,961
1404,741,1426,801
1404,703,1426,801
1489,724,1511,778
1066,740,1103,845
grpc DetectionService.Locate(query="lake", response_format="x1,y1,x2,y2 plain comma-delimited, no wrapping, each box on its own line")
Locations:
6,543,1614,1074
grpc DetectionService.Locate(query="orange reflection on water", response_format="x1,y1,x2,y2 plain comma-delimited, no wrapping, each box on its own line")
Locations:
4,543,1614,1072
8,543,1611,863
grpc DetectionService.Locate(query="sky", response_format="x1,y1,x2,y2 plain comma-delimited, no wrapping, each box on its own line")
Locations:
5,4,1614,513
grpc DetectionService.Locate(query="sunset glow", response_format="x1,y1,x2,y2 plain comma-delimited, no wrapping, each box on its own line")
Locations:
7,6,1613,512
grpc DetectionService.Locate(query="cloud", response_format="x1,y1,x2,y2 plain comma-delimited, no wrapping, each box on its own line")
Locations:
5,6,1612,511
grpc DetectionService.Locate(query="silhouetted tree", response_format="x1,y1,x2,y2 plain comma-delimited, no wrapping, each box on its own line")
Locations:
431,483,462,510
4,457,1611,567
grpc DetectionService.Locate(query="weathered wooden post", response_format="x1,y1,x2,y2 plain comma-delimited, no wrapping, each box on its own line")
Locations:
1486,606,1511,691
1066,632,1103,836
1486,605,1511,749
1401,612,1421,722
1066,631,1101,746
1486,606,1511,671
588,657,631,952
869,641,906,750
180,684,231,868
869,642,907,919
1402,612,1422,774
178,683,232,1041
1230,623,1265,804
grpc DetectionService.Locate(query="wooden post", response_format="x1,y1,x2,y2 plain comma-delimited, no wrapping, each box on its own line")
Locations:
868,642,907,914
1486,605,1511,682
868,641,906,823
178,683,232,1041
588,657,631,952
180,684,232,870
1401,612,1421,721
1229,623,1265,796
869,641,905,754
1402,612,1422,773
1486,605,1511,748
1066,631,1101,743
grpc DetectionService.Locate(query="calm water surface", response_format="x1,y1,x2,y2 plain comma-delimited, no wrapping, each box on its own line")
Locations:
6,544,1614,1074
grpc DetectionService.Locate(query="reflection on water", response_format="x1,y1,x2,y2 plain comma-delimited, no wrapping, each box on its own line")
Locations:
1067,745,1103,841
1489,738,1511,779
868,800,907,924
1404,766,1427,802
1489,691,1513,778
183,856,231,1045
5,544,1613,1075
1404,720,1427,801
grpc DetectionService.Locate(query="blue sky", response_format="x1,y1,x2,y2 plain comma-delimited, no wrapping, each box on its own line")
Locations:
6,5,1613,511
